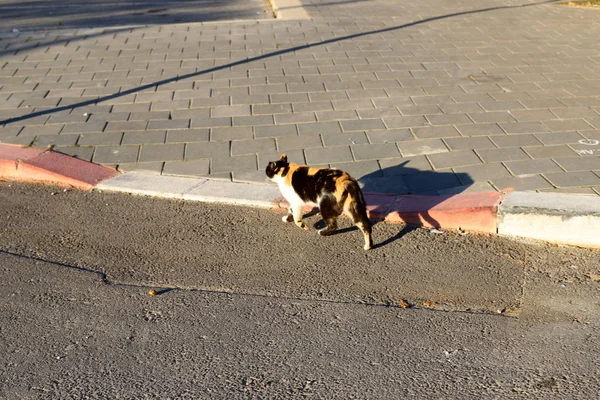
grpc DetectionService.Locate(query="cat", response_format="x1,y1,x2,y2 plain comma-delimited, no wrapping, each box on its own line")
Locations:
265,154,373,250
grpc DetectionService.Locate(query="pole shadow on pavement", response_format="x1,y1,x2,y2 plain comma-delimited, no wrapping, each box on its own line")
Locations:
0,0,558,126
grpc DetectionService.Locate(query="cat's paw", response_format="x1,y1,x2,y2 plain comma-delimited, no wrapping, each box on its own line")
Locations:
282,214,293,223
295,221,309,230
318,228,333,236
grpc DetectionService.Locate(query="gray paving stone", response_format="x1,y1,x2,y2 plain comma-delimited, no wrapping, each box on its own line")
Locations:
478,101,525,112
233,115,275,127
211,105,251,118
499,122,550,134
350,142,401,161
367,129,413,144
379,156,432,176
270,93,309,104
34,134,80,147
339,119,385,132
403,171,463,194
428,150,482,169
139,143,185,162
19,125,62,136
509,109,556,122
252,103,292,115
322,132,369,147
105,120,147,132
129,111,171,121
231,138,276,155
543,119,594,132
453,163,512,182
60,121,107,134
93,145,139,164
255,124,297,138
275,112,317,125
534,132,585,146
554,156,600,171
305,146,353,164
116,161,164,174
412,126,461,140
475,148,532,163
191,117,232,128
78,132,123,146
1,136,34,146
211,154,257,173
445,136,497,150
166,129,209,143
504,159,563,176
185,141,230,160
316,110,358,121
122,131,166,145
426,113,473,126
210,126,253,142
383,115,428,129
330,160,381,179
277,134,323,151
294,122,340,136
543,171,600,188
398,138,449,157
469,112,516,124
491,175,553,191
54,146,95,162
359,176,410,195
232,94,270,105
146,119,190,131
455,123,505,137
491,134,542,148
523,145,578,159
231,170,273,185
0,126,22,137
163,159,210,177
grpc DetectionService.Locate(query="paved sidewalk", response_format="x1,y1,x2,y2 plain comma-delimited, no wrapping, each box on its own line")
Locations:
1,0,600,196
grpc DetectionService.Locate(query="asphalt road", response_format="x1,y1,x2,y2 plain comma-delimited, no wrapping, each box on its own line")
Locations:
0,0,271,31
1,182,599,399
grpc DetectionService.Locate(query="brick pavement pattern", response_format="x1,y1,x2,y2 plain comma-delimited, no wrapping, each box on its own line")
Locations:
1,0,600,195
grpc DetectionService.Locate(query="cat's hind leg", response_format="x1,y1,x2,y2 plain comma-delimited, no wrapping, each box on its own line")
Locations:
345,201,373,250
318,196,339,236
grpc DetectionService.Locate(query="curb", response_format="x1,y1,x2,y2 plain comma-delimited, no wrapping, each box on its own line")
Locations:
0,144,120,190
1,144,599,248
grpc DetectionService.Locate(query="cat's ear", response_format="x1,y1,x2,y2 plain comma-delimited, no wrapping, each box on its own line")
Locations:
279,154,288,163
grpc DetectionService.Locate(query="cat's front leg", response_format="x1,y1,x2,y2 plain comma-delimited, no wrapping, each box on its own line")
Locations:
282,208,294,223
292,204,309,230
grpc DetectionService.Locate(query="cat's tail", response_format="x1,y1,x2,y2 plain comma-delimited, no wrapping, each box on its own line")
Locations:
342,179,373,250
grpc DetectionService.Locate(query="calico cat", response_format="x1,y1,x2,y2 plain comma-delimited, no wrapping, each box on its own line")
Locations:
265,154,373,250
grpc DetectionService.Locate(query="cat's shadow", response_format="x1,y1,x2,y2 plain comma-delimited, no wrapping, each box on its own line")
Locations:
309,160,474,249
313,218,417,249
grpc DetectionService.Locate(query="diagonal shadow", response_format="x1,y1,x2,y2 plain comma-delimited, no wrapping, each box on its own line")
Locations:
1,0,558,126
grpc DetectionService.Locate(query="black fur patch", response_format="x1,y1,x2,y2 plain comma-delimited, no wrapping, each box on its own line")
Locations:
291,167,344,203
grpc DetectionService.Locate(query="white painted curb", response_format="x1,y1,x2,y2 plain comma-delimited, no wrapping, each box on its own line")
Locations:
498,191,600,248
96,171,281,209
269,0,311,20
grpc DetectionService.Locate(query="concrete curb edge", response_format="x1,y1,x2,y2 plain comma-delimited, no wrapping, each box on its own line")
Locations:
1,144,599,248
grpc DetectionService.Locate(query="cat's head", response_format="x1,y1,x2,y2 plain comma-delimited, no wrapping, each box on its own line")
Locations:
265,154,289,180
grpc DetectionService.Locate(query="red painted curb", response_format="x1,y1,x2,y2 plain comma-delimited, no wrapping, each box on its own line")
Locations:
385,192,504,234
271,191,502,234
0,144,120,190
